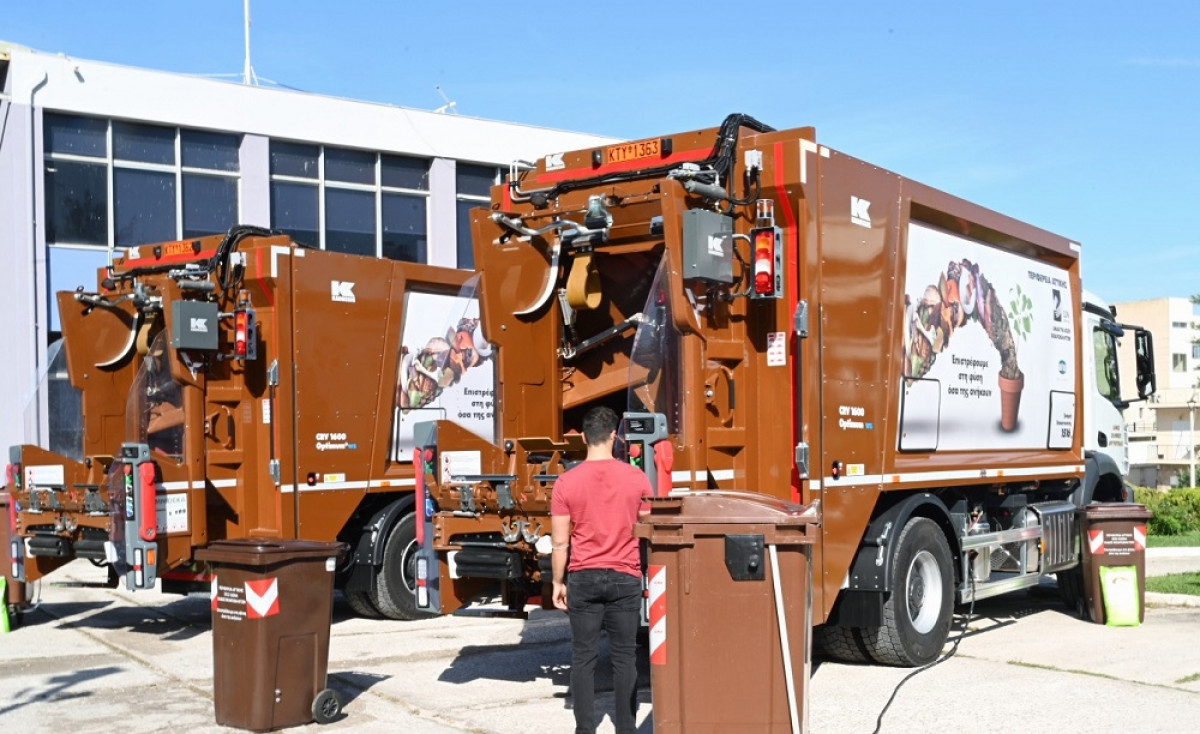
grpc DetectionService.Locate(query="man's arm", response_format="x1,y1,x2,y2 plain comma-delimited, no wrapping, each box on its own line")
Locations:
637,475,653,519
551,514,571,610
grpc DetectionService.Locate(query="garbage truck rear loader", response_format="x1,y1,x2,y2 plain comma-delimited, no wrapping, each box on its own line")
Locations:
7,228,489,620
413,115,1156,665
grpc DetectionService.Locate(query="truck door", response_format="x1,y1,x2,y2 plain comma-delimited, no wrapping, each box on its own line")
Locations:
286,250,393,538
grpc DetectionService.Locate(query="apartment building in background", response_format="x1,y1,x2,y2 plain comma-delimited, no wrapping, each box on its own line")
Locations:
1116,297,1200,489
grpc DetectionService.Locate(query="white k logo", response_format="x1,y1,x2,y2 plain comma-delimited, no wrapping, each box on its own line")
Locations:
851,196,872,228
331,281,356,303
190,318,208,332
545,152,565,171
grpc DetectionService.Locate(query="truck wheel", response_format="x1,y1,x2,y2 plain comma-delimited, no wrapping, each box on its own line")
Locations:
812,624,870,663
1058,567,1087,619
861,517,954,666
371,513,429,620
344,588,383,619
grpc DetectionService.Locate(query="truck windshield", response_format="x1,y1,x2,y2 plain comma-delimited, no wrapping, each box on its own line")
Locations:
126,330,185,462
627,254,682,439
1092,328,1121,404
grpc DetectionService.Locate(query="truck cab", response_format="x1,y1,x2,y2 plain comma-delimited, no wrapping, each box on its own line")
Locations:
1079,290,1156,502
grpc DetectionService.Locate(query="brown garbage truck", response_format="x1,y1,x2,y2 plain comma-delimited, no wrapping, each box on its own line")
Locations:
414,114,1157,665
6,227,493,620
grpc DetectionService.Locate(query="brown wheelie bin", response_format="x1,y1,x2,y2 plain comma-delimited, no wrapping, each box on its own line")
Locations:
634,491,818,734
1077,503,1154,624
196,539,345,731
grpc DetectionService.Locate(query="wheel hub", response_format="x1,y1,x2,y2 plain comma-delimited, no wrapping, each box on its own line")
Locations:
906,549,942,634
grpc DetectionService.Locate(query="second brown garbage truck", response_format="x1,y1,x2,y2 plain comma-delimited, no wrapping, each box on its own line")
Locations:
414,114,1156,665
7,228,491,620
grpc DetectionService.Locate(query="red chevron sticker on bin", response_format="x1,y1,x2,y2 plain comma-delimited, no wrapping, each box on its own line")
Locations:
647,564,667,666
1088,529,1105,555
245,577,280,618
1133,525,1147,551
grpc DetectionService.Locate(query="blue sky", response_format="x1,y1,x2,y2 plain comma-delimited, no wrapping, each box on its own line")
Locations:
6,1,1198,304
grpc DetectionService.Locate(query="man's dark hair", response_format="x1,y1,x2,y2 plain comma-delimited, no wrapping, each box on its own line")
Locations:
581,406,619,446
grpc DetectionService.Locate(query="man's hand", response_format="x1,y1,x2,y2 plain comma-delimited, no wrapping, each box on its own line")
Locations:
552,580,568,611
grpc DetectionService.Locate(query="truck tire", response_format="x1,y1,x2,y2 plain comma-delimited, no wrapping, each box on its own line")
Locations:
344,587,383,619
1058,567,1087,619
812,624,870,663
860,517,954,666
371,513,429,620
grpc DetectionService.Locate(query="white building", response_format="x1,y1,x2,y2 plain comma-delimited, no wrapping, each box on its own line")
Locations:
1115,297,1200,489
0,41,618,458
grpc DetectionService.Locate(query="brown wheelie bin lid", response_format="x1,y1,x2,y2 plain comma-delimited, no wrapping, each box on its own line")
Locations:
196,539,345,567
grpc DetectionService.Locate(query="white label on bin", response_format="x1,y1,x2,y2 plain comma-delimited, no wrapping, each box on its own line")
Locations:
326,557,336,573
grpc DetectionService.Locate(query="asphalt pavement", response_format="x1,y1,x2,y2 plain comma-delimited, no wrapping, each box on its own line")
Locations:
1,549,1198,733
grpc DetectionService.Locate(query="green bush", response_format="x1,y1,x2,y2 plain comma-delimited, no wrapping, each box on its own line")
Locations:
1134,487,1200,536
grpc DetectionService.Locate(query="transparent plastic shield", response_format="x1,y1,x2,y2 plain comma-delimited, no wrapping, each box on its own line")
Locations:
391,274,497,461
20,338,85,461
126,330,185,463
627,254,682,439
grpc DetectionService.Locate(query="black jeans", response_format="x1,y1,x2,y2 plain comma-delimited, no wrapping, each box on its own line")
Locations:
567,568,642,734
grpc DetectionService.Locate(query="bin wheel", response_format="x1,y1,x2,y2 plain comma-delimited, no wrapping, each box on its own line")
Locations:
858,517,954,667
5,603,22,629
312,688,342,724
372,513,431,620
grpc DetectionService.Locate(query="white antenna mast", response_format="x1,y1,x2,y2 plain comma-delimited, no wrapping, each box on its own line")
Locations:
434,85,458,114
243,0,258,85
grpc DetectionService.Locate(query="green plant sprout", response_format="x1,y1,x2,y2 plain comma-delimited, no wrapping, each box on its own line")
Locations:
1008,284,1033,341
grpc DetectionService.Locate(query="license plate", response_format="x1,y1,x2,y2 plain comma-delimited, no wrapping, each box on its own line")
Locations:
606,139,661,165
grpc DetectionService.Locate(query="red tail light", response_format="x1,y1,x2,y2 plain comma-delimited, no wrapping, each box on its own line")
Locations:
234,310,249,357
750,226,782,299
753,228,775,294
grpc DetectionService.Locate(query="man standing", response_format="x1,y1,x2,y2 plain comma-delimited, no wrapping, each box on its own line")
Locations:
552,406,652,734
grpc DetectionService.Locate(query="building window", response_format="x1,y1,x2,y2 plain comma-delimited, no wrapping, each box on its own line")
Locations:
1172,321,1188,329
1173,353,1187,372
268,142,429,262
43,114,108,245
1193,344,1200,360
456,163,499,269
43,113,241,249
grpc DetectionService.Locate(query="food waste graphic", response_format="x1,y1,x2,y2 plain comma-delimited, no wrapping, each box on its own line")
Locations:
390,287,497,462
904,258,1025,431
399,317,492,411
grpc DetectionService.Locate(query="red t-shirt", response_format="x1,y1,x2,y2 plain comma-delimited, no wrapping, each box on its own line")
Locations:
551,458,652,579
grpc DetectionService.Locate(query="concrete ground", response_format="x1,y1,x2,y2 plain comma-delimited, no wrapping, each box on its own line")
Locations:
1,548,1197,733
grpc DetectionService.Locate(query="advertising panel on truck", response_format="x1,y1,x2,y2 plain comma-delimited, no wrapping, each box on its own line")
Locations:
899,222,1077,452
391,280,496,462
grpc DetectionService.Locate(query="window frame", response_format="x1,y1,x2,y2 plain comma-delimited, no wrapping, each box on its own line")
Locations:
42,114,242,249
455,163,501,269
269,142,431,261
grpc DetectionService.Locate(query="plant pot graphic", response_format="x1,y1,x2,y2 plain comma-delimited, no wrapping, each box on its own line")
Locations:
998,370,1024,432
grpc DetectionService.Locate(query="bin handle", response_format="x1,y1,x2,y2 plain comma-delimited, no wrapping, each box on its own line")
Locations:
769,544,801,734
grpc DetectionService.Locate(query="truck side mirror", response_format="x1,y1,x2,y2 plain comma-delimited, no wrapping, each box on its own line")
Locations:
1134,329,1156,399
